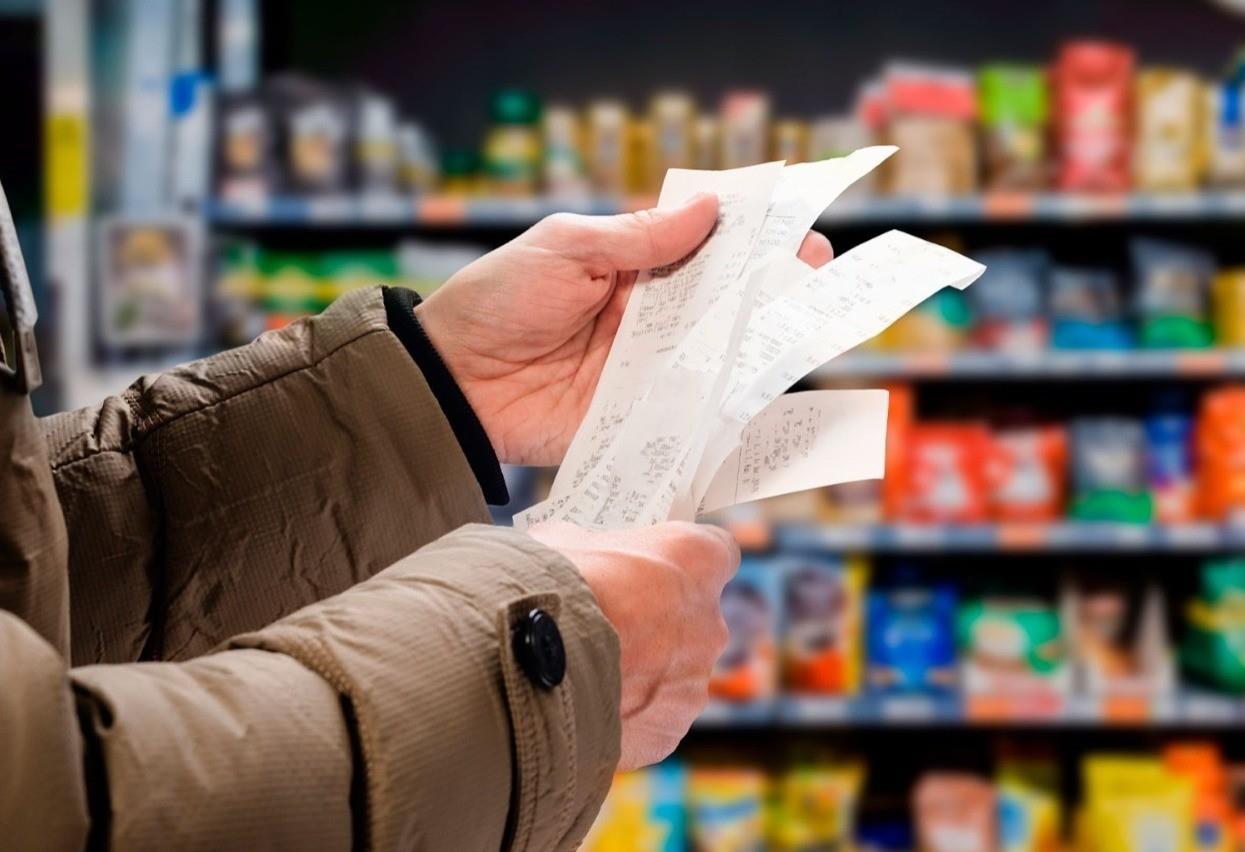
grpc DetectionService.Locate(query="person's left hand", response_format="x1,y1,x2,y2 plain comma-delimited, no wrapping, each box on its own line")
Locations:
415,195,834,465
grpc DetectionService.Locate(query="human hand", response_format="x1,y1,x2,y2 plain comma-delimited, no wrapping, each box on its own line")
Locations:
415,197,834,465
526,520,740,770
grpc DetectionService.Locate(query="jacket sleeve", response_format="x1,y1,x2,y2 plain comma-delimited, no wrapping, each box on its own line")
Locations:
1,525,621,852
40,287,494,665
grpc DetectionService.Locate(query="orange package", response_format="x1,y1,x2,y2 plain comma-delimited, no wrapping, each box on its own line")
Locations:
1196,387,1245,522
987,426,1068,522
901,423,994,524
883,384,916,520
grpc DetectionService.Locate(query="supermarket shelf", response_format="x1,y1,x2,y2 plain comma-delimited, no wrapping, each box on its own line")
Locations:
695,690,1245,729
816,349,1245,379
206,191,1245,228
773,521,1245,552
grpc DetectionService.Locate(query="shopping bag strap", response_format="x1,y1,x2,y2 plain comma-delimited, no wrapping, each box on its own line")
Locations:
0,179,41,394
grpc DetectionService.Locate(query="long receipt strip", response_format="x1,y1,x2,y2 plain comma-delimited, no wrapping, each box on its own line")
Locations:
514,147,986,531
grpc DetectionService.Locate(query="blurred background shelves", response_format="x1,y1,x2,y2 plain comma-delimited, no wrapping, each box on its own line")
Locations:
817,349,1245,379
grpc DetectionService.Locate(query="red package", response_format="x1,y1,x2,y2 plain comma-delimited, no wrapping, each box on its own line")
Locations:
883,384,916,520
1052,41,1135,192
1196,386,1245,522
987,426,1068,522
901,423,993,523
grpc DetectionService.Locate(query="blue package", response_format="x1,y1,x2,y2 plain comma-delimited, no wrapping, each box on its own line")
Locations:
866,582,958,694
1050,267,1133,350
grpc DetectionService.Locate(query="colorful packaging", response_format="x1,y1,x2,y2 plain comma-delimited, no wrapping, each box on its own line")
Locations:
627,118,659,195
483,89,542,196
770,762,864,851
913,773,996,852
215,93,275,201
1212,269,1245,346
957,596,1066,693
1069,418,1153,523
1135,69,1206,191
882,384,916,521
688,768,767,852
439,148,481,195
1051,41,1135,192
1164,743,1232,852
988,426,1068,522
396,122,438,193
1195,387,1245,522
693,116,720,170
978,65,1049,190
970,250,1050,353
712,558,781,701
1132,238,1216,349
1181,559,1245,693
583,762,688,852
901,423,993,523
882,287,973,352
720,91,770,169
269,74,352,195
781,556,867,695
1206,52,1245,187
997,761,1061,852
883,64,979,196
542,104,587,197
1078,755,1194,852
1068,577,1143,684
586,100,631,195
1050,267,1132,350
866,578,958,693
1146,399,1197,523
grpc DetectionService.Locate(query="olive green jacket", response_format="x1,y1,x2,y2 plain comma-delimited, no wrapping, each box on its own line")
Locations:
0,287,620,851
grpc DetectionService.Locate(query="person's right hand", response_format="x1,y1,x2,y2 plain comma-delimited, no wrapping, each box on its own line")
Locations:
527,521,740,771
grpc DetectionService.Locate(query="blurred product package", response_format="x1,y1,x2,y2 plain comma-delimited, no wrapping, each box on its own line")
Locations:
1051,41,1135,192
483,89,542,196
880,63,978,196
978,65,1049,191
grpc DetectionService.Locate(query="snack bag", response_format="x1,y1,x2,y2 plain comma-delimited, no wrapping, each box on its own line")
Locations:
1069,418,1153,523
1195,387,1245,523
1164,743,1232,852
1146,399,1197,523
901,423,993,523
979,65,1049,190
711,559,780,701
782,556,867,695
970,250,1050,353
867,577,958,693
1181,558,1245,693
584,763,688,852
1052,41,1135,192
1050,267,1131,350
957,596,1066,694
1135,69,1206,192
688,768,767,852
1132,238,1216,350
1079,755,1194,852
770,762,865,851
913,773,996,852
988,426,1067,522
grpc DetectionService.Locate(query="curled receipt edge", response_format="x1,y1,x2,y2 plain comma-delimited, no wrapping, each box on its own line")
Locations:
514,147,986,532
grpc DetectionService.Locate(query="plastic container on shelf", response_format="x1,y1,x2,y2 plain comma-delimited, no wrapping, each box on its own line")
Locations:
483,89,542,196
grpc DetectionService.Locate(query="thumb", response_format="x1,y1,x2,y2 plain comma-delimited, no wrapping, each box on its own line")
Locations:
546,193,719,273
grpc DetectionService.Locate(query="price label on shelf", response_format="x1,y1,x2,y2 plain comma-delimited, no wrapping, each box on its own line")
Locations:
880,695,936,722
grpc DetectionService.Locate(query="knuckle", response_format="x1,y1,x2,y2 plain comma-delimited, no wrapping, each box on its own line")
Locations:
533,211,581,242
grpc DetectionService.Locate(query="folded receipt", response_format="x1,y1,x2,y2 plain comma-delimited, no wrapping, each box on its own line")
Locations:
514,147,986,531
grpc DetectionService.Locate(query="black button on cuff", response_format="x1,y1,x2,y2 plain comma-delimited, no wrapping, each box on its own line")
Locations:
513,608,565,689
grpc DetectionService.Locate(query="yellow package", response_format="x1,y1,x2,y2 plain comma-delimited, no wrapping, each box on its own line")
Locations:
586,101,630,195
583,764,687,852
1213,269,1245,346
1079,756,1194,852
769,762,864,851
688,768,767,852
1135,69,1207,192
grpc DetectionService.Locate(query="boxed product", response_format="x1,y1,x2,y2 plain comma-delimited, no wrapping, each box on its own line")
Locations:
781,555,867,695
215,92,276,201
1213,269,1245,346
651,92,697,177
1146,395,1197,523
978,65,1049,190
627,118,658,194
1134,68,1206,192
1132,238,1216,349
957,593,1068,696
586,100,630,195
913,773,996,852
770,761,865,851
997,759,1061,852
268,74,353,195
900,423,994,523
688,768,767,852
969,249,1050,353
583,762,688,852
1052,41,1134,193
1206,51,1245,187
1062,574,1174,698
1195,387,1245,523
866,574,958,693
1068,418,1153,523
542,104,588,197
988,425,1068,522
1076,755,1194,852
711,558,781,701
1164,743,1233,852
1050,267,1132,350
882,64,979,196
1181,558,1245,693
770,119,808,164
720,91,770,169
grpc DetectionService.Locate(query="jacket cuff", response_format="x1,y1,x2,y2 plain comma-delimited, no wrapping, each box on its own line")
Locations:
383,287,509,506
226,523,621,852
